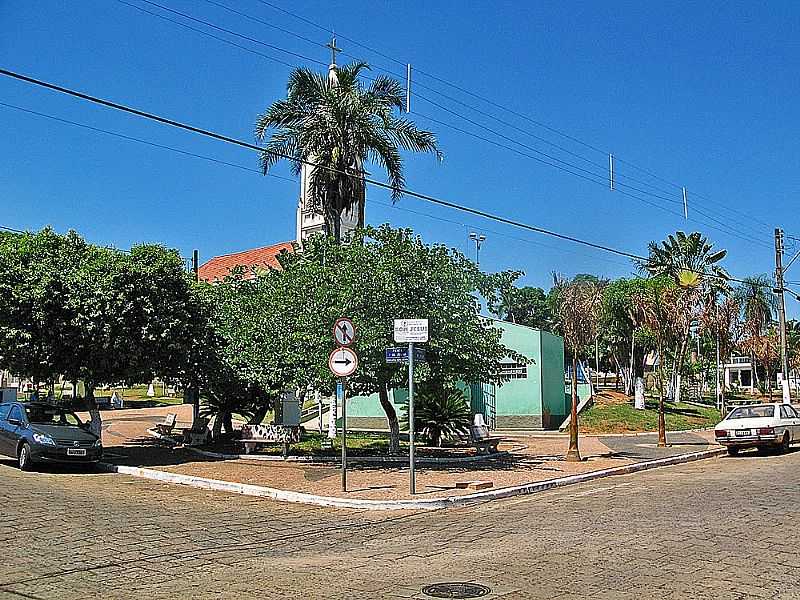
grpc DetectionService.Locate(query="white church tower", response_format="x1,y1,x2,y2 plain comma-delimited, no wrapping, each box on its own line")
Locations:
296,37,361,244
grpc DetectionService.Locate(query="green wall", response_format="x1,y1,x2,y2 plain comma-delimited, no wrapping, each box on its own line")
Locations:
343,319,567,431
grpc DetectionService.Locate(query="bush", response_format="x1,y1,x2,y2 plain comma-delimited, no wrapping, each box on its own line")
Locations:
403,384,472,447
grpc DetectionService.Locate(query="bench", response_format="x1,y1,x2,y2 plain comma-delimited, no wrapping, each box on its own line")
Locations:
154,413,178,436
240,424,301,457
469,425,503,454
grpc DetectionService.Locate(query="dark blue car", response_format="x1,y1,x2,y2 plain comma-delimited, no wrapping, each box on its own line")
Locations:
0,402,103,470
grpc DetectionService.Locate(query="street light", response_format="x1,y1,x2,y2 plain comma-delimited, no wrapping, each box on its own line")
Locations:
469,232,486,267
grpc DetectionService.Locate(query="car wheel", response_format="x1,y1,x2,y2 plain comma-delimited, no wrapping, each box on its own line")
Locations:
727,447,740,456
780,432,790,454
18,443,33,471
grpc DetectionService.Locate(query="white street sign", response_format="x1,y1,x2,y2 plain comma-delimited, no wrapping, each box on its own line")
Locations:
329,347,358,377
333,317,356,347
394,318,429,343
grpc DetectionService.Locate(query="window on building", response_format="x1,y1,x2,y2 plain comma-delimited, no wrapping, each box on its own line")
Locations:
500,361,527,379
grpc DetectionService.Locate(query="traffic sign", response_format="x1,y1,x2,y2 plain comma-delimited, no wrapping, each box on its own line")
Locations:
385,346,427,364
394,318,429,343
329,347,358,377
333,317,356,347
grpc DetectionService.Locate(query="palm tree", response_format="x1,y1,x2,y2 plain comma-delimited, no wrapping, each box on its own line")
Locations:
552,276,604,462
632,276,682,446
735,276,777,393
255,62,442,242
642,231,728,403
642,231,728,288
700,294,742,412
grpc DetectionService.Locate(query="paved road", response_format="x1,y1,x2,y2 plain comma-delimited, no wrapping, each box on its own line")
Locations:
1,450,799,599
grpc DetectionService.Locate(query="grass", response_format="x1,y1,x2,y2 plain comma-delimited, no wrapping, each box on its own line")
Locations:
580,399,721,434
208,431,409,457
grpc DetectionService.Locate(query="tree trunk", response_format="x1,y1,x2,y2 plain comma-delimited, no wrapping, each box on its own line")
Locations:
222,412,233,434
656,342,667,447
378,384,400,455
212,410,229,439
85,384,102,437
566,352,581,462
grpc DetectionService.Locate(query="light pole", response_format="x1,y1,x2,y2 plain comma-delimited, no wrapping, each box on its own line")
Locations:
469,232,486,267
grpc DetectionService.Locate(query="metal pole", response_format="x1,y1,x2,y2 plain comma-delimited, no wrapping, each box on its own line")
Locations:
340,379,347,491
776,228,790,402
716,333,722,413
408,341,415,495
192,249,199,282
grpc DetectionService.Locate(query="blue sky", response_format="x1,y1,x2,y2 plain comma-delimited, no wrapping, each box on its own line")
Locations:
2,1,799,315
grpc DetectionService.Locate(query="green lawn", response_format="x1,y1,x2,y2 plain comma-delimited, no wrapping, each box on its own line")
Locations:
580,400,721,434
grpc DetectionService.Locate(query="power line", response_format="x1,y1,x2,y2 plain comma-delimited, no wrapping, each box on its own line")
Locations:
1,99,633,271
413,106,772,249
0,67,772,289
122,0,326,67
0,66,642,261
127,0,769,248
247,0,775,236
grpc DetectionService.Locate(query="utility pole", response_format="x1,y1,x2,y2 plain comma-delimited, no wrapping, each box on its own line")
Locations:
775,228,790,403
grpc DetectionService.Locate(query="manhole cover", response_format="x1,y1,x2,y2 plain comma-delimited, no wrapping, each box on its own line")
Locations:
421,582,491,598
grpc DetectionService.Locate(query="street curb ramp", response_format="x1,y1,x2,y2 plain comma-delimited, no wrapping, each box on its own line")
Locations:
99,446,725,510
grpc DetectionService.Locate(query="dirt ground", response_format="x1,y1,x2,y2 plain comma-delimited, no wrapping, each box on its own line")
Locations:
94,406,717,501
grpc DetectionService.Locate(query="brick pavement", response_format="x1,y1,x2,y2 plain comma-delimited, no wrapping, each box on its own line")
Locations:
1,450,799,599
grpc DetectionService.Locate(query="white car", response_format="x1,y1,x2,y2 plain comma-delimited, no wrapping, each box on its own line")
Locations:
715,403,800,456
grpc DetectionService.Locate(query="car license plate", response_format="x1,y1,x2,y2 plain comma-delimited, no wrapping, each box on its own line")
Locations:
735,429,752,437
67,448,87,457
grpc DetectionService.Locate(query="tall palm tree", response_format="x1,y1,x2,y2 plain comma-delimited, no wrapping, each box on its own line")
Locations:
255,62,442,242
551,276,604,462
642,231,728,288
735,276,777,392
642,231,728,403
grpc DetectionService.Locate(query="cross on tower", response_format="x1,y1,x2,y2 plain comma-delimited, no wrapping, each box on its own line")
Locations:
325,36,341,66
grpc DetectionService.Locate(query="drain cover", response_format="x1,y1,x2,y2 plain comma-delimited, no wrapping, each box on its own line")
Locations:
422,582,491,598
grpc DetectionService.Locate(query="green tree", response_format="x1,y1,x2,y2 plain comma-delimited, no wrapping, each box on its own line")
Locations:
231,225,518,454
492,283,553,330
0,228,197,433
600,277,651,396
255,62,441,241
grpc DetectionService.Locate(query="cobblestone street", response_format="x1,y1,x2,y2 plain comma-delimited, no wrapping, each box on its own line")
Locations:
1,450,799,599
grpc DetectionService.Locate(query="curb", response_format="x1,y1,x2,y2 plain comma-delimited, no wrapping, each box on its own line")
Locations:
498,427,715,439
184,445,515,465
100,446,726,511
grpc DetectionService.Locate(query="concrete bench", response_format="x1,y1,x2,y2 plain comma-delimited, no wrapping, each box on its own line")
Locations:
240,424,301,457
469,425,503,454
154,413,177,436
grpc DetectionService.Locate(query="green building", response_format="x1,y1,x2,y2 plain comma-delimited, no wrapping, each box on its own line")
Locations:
346,320,571,431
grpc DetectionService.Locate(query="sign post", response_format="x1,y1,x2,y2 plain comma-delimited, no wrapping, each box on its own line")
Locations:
393,319,428,495
330,318,357,493
408,341,415,495
337,379,346,492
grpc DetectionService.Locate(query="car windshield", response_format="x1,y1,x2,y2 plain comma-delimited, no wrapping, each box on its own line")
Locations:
24,405,83,427
727,406,775,420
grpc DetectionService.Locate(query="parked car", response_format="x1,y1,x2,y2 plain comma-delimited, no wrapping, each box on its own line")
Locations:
714,403,800,456
0,401,102,470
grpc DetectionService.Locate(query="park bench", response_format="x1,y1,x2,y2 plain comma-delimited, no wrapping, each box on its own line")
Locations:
239,423,301,457
154,413,178,436
469,424,504,454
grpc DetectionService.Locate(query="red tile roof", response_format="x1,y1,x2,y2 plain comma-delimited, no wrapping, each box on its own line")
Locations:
198,241,295,282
